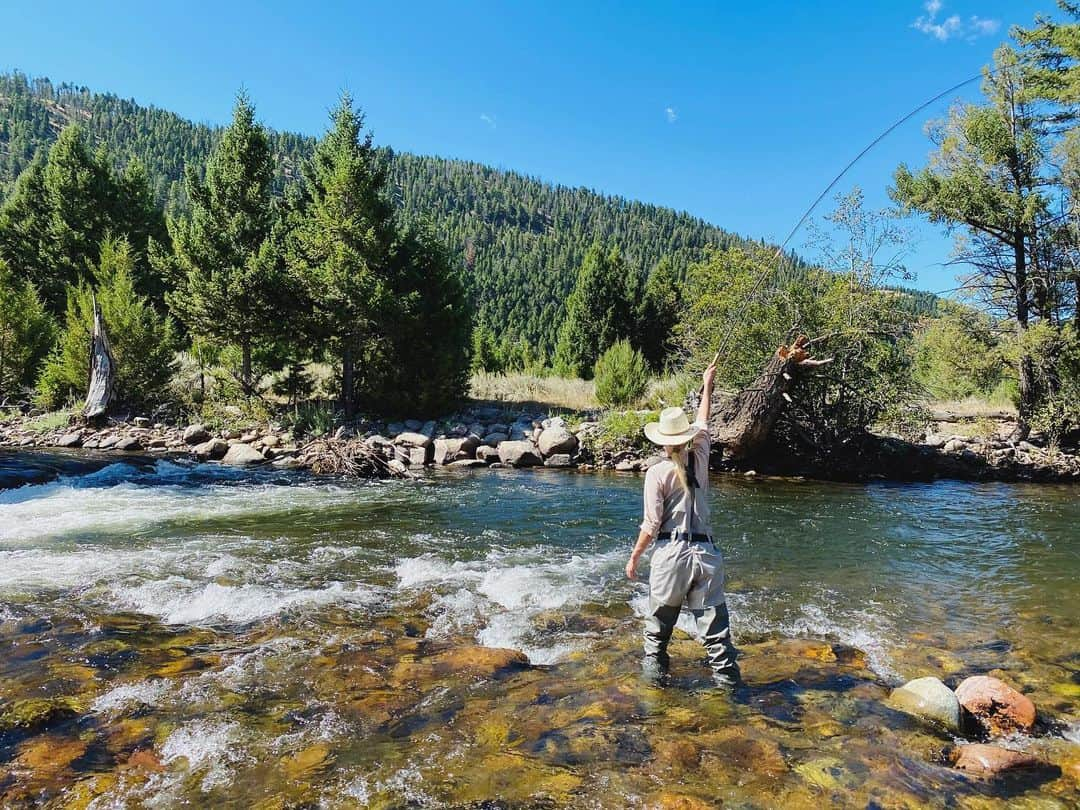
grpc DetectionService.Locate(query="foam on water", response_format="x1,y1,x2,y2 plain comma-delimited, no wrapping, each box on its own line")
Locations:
627,588,901,681
395,546,622,664
91,680,172,715
111,577,379,625
159,719,249,791
0,459,357,544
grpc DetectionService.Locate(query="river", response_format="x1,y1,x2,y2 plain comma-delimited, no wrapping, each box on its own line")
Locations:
0,449,1077,808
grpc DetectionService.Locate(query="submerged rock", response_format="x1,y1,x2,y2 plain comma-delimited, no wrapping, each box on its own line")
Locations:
390,645,529,686
952,743,1044,775
888,676,962,732
0,696,84,731
954,675,1036,736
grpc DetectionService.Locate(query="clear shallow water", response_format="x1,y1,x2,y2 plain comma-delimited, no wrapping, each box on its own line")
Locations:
0,449,1078,808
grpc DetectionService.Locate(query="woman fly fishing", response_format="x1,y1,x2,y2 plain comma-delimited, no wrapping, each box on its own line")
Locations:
625,360,740,687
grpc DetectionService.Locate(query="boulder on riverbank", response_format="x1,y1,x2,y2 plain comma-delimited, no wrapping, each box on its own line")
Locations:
182,424,210,445
498,440,543,467
222,443,265,465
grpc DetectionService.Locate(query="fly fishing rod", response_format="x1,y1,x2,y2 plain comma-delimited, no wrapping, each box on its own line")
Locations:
705,69,992,370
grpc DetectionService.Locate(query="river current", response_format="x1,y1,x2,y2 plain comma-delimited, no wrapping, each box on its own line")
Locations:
0,449,1077,808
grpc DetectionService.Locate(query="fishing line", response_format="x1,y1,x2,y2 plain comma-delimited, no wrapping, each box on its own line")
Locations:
706,69,994,369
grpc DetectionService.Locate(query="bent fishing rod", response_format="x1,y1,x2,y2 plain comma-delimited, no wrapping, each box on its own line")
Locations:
705,68,993,370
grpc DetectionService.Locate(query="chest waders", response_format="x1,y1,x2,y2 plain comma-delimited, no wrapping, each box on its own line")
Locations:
642,447,741,686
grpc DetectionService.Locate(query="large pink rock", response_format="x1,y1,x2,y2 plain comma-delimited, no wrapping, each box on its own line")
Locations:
955,675,1036,736
953,744,1043,775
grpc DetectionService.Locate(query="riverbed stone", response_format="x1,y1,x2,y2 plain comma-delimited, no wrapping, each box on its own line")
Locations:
182,424,210,444
954,675,1036,736
115,436,141,451
390,645,529,686
222,443,265,465
498,440,543,467
537,425,578,456
0,696,84,732
482,432,508,446
57,432,82,448
544,454,574,468
888,676,962,732
952,743,1044,775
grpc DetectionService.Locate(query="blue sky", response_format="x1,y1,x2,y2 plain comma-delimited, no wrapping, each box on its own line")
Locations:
1,0,1055,292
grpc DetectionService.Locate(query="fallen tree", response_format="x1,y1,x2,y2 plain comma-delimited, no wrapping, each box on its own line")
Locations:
690,335,833,461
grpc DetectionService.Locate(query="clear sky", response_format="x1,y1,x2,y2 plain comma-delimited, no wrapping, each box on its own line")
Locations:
1,0,1056,292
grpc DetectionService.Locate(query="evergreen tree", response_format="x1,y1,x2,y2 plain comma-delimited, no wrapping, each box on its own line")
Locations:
0,152,56,304
363,225,472,413
0,127,168,311
162,92,284,394
37,237,175,408
635,257,683,371
0,258,55,399
42,126,113,295
553,243,637,378
287,92,397,416
471,323,503,373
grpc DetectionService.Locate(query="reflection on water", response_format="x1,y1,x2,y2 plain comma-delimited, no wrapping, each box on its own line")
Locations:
0,449,1077,807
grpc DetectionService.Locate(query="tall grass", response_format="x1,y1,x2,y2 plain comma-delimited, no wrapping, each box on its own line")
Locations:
469,372,598,412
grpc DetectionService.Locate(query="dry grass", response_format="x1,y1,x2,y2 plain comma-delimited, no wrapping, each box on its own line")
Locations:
928,396,1017,420
469,372,598,412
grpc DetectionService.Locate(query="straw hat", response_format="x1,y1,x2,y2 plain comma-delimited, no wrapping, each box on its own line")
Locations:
643,407,697,446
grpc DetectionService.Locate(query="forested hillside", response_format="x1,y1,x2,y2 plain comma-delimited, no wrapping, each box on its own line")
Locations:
0,72,783,354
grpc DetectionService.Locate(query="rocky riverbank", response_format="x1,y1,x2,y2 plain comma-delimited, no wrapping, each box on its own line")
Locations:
2,405,1079,482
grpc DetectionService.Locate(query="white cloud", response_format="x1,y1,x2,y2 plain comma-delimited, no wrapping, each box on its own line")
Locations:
911,1,1000,42
664,106,677,124
479,113,496,129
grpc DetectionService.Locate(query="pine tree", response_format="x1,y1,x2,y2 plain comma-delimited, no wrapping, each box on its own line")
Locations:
471,323,503,373
43,127,114,293
635,257,683,371
0,151,56,305
553,243,637,378
892,48,1049,436
365,225,472,413
162,92,285,394
287,92,396,416
37,237,175,408
0,258,55,399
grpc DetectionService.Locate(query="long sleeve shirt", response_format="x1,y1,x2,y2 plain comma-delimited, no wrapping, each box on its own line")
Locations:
640,420,712,537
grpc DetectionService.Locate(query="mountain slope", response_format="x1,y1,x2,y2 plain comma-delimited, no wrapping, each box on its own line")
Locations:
0,72,800,353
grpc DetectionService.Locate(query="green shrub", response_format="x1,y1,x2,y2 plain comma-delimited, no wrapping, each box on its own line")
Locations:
593,340,648,407
282,401,336,438
36,237,177,409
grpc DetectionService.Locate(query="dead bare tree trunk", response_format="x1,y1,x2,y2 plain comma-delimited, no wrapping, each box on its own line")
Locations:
83,296,115,420
704,335,831,460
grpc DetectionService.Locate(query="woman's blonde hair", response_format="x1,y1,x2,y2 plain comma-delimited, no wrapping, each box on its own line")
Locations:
667,441,691,494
